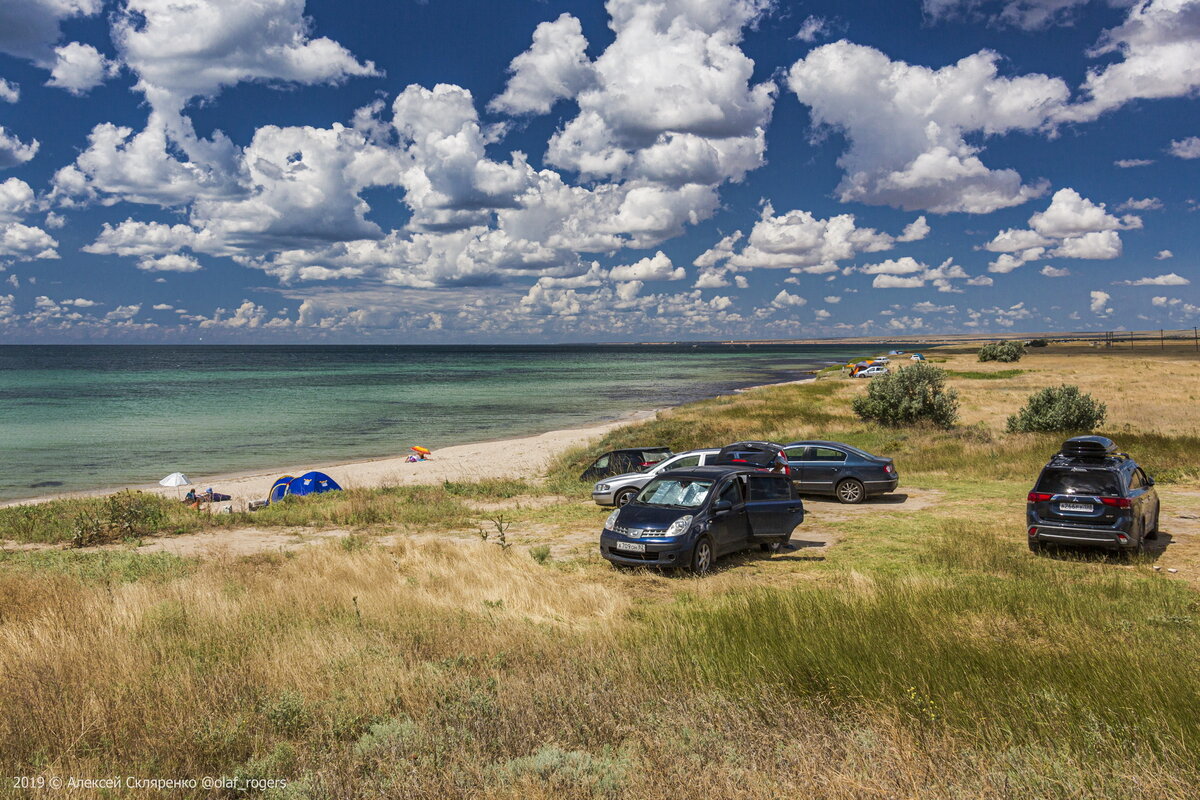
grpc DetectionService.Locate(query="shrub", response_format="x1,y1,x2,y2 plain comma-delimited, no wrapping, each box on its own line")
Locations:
105,490,168,537
1006,385,1107,433
492,745,632,798
978,341,1025,362
1028,339,1049,347
529,545,551,564
851,364,959,428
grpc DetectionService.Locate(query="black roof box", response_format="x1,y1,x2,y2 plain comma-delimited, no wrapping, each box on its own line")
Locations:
1060,436,1118,459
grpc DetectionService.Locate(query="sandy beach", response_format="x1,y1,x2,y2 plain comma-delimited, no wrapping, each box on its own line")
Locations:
0,408,660,510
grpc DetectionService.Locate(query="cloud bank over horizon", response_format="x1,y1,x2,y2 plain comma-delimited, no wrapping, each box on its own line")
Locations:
0,0,1198,342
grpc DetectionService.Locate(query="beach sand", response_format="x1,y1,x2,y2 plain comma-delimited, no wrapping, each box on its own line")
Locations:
1,409,659,510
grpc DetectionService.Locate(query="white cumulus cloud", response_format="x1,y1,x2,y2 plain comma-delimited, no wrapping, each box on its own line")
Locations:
788,41,1066,214
1115,272,1190,286
1169,136,1200,159
489,13,594,115
46,41,116,94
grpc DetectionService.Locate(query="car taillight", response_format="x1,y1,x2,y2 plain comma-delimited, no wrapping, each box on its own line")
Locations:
1028,526,1038,537
1027,492,1052,502
1100,497,1132,508
883,464,893,474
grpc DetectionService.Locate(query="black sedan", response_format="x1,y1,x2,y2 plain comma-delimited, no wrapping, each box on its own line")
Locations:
783,440,898,504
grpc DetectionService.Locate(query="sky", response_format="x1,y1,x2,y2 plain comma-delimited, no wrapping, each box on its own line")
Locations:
0,0,1199,343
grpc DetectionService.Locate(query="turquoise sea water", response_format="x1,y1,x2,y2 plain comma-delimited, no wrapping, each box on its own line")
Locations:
0,344,878,500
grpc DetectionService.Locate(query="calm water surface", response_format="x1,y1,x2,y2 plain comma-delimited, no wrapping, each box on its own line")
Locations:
0,344,880,500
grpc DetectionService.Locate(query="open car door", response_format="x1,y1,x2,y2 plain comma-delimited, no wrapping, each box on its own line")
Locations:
743,474,804,540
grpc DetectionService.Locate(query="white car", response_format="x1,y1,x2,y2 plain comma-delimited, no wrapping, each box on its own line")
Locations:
874,356,890,364
856,366,889,378
591,448,721,506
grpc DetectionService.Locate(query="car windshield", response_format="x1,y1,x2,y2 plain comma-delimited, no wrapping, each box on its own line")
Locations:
636,478,714,508
1036,468,1121,496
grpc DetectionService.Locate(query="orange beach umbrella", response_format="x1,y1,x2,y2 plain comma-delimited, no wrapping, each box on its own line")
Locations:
411,446,431,455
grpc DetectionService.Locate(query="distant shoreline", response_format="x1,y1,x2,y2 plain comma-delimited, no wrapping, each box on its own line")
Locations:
0,372,822,510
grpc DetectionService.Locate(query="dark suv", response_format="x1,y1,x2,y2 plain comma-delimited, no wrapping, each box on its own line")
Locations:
1026,436,1160,555
599,466,804,574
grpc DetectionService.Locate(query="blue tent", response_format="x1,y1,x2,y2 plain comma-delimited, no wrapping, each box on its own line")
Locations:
268,471,342,503
268,475,295,503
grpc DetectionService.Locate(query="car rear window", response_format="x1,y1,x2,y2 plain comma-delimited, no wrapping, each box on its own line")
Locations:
748,476,792,500
1035,468,1121,496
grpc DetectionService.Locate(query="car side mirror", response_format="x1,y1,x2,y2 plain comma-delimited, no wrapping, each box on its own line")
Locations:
711,500,732,514
1146,476,1155,486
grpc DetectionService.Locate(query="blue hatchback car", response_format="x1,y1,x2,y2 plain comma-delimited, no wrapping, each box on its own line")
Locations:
599,466,805,574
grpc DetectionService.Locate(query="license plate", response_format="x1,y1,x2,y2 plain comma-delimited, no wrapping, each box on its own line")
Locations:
614,541,646,553
1059,503,1093,513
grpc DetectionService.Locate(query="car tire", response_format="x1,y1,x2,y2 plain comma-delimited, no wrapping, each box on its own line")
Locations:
835,478,865,505
688,536,714,576
1028,539,1044,554
614,488,637,507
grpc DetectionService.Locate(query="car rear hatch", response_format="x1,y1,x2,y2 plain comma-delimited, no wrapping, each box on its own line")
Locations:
1029,467,1124,525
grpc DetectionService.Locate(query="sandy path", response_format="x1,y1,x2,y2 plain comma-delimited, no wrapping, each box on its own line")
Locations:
1,410,657,511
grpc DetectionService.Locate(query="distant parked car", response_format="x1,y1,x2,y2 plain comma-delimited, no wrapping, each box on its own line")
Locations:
783,440,899,504
1026,436,1160,555
592,448,721,506
710,441,790,475
579,447,672,482
599,466,805,574
874,356,890,364
856,365,889,378
910,353,926,361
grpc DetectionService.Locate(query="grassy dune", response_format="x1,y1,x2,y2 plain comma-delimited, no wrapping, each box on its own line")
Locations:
2,342,1200,798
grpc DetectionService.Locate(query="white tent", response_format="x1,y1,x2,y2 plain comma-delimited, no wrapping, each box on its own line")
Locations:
159,472,191,487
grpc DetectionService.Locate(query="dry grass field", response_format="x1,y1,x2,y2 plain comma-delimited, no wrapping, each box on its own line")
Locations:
3,341,1200,799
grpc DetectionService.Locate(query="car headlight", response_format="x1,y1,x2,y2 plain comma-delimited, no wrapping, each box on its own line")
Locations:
605,509,621,530
595,483,610,492
664,515,693,538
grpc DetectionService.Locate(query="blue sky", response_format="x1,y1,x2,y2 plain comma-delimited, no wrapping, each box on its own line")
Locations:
0,0,1198,343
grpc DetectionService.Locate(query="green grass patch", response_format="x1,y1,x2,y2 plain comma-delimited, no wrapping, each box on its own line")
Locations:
640,516,1200,766
0,549,195,584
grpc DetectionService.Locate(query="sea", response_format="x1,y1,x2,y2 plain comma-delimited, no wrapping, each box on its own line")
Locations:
0,343,880,501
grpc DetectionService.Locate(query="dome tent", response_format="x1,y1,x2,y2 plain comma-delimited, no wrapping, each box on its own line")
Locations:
268,471,342,503
268,475,295,503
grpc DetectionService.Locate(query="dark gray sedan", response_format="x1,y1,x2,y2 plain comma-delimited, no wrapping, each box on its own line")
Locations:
783,440,899,503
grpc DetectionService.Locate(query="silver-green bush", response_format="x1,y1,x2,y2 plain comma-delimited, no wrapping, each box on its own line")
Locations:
978,341,1025,362
851,364,959,428
1006,385,1107,433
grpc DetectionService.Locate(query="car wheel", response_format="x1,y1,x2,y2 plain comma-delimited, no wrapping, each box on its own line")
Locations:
688,537,714,576
760,539,784,555
1028,539,1044,554
835,478,865,505
615,488,637,507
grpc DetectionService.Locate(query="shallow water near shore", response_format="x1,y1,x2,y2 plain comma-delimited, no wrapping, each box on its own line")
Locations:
0,343,879,500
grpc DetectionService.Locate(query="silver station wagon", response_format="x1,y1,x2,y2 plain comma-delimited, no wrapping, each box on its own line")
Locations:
591,448,721,507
